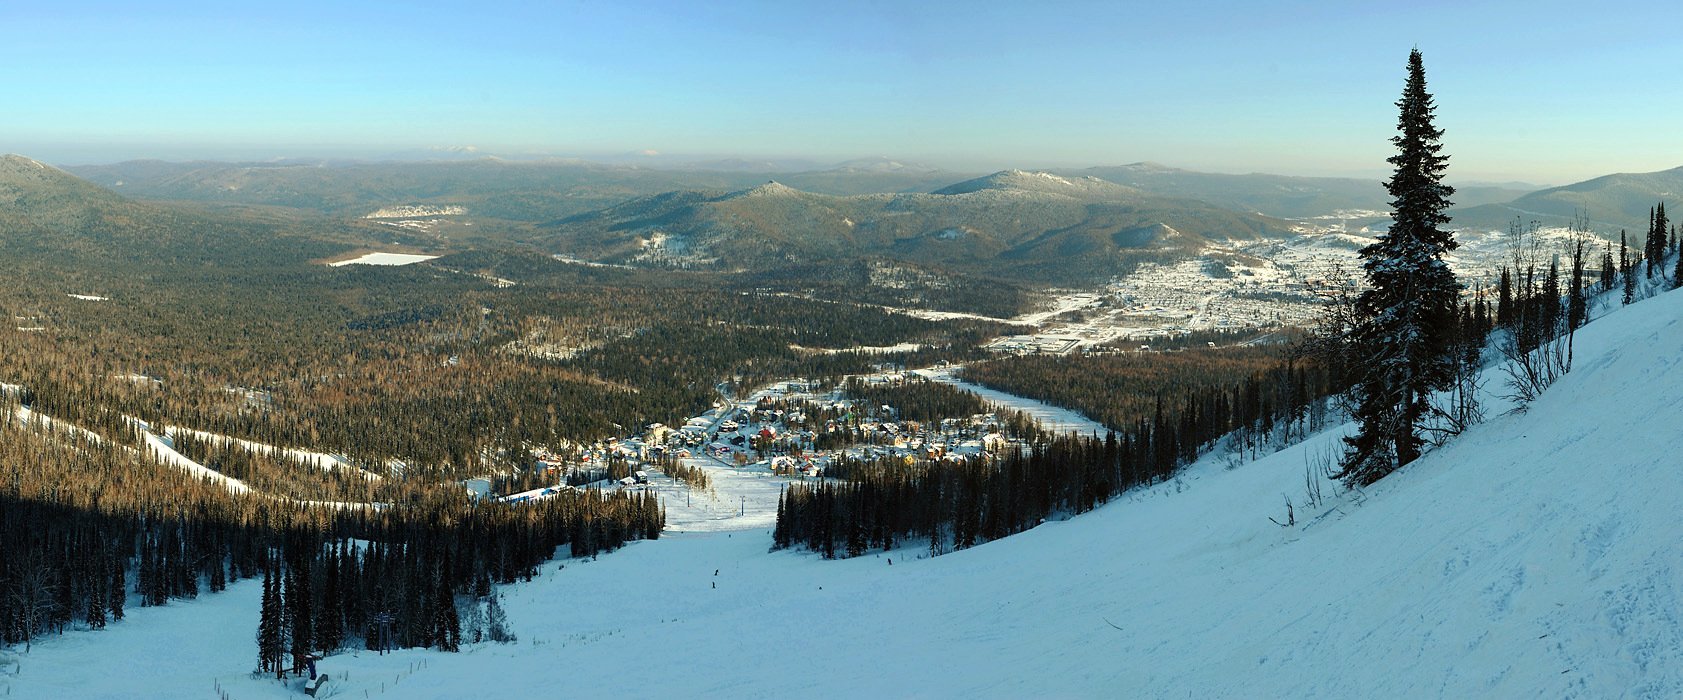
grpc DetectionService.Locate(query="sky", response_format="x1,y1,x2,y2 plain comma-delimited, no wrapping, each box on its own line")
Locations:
3,1,1682,184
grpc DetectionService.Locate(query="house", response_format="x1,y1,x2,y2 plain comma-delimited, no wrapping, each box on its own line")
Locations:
769,455,802,475
645,423,673,443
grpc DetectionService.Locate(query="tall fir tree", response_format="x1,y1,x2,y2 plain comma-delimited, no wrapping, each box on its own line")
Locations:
285,547,313,675
257,557,285,678
1338,48,1462,485
1540,258,1561,338
1674,233,1683,289
1600,244,1616,294
1624,255,1639,305
1653,203,1669,278
1619,230,1629,279
1646,207,1657,277
1568,239,1587,332
1496,267,1514,327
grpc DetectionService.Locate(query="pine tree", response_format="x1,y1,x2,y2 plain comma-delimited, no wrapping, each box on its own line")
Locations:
316,542,345,653
1496,267,1514,327
1624,254,1639,305
1600,244,1616,294
285,549,313,675
1338,48,1462,485
1674,249,1683,290
1540,258,1561,338
257,559,284,677
86,558,107,630
1646,207,1657,277
108,548,125,622
1651,203,1669,278
1568,239,1587,332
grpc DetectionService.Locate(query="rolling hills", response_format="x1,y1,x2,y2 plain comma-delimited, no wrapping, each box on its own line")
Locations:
538,169,1298,284
1072,161,1535,218
12,238,1683,699
1451,165,1683,232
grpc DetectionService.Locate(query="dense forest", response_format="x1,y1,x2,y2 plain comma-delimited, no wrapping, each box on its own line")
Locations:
0,396,661,657
959,346,1296,432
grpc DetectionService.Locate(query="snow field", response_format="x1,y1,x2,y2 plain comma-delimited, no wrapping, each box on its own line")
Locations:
327,252,440,267
8,285,1683,698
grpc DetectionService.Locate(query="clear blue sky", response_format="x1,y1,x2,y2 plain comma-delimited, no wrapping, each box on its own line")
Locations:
4,1,1681,183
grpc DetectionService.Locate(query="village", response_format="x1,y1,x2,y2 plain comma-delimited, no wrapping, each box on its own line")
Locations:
481,374,1035,520
975,220,1583,357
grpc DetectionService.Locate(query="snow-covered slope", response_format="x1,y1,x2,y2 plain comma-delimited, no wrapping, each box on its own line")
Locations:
9,289,1683,699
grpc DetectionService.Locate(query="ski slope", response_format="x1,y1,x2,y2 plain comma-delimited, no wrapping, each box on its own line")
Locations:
913,366,1111,435
8,287,1683,698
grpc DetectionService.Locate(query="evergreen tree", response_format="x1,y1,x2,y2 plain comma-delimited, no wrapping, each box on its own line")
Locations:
1649,203,1669,278
1620,232,1634,305
1619,230,1629,282
108,549,125,622
86,558,107,630
316,542,345,653
1624,254,1639,305
1540,258,1561,338
1673,227,1683,289
1600,244,1616,294
285,549,313,675
1339,48,1462,485
257,559,284,677
1568,240,1587,332
1496,267,1514,327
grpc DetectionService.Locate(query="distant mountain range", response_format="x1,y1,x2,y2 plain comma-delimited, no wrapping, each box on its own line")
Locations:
41,154,1683,285
1067,162,1535,218
1450,165,1683,233
538,169,1295,284
64,158,973,221
0,155,380,275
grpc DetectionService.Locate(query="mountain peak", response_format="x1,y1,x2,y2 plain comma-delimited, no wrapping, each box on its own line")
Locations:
0,153,125,209
829,157,939,174
731,180,803,198
0,154,67,180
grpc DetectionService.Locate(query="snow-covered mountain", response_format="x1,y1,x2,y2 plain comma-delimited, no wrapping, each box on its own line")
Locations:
931,169,1141,199
11,268,1683,699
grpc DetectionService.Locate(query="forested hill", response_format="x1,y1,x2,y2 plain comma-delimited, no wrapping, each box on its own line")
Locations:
1451,164,1683,231
538,171,1296,285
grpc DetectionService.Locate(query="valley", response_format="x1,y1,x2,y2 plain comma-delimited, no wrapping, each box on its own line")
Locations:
10,7,1683,698
1,145,1676,700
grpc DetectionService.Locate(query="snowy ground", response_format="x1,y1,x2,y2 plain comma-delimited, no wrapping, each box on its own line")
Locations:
912,366,1110,435
8,286,1683,698
327,252,440,267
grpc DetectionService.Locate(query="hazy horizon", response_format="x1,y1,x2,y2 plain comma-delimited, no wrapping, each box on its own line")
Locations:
16,145,1570,189
6,1,1682,184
